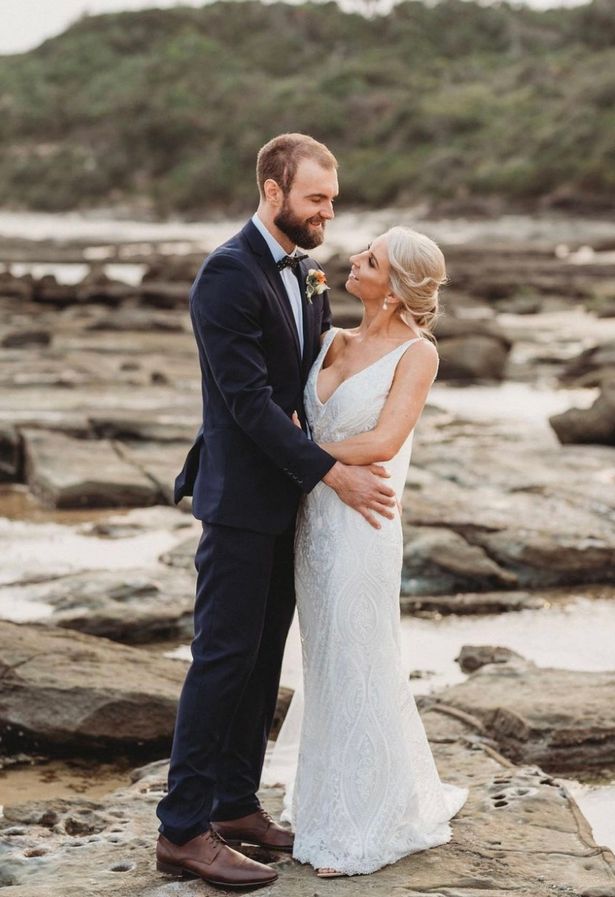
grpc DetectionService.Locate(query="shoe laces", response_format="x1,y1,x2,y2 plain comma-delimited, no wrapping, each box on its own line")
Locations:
207,827,227,846
257,808,275,827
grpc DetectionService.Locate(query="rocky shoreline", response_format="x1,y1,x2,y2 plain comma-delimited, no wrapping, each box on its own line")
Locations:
1,227,615,894
2,640,615,895
1,241,614,594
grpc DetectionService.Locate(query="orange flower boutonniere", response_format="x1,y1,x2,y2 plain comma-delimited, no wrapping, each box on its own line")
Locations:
305,269,330,304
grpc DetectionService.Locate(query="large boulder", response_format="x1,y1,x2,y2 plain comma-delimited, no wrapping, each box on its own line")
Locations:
433,316,510,344
0,424,21,481
433,317,512,381
0,621,187,754
436,334,511,381
550,379,615,446
430,650,615,774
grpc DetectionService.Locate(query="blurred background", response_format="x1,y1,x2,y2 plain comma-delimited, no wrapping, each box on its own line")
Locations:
0,2,614,894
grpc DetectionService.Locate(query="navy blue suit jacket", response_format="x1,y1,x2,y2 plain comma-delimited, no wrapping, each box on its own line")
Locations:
174,219,336,534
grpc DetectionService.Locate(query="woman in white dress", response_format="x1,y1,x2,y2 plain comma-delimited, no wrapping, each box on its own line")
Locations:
272,225,468,878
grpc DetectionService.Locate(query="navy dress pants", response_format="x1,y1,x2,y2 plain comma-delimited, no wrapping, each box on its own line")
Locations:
156,519,296,845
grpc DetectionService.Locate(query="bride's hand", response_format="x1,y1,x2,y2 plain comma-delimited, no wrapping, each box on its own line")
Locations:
291,410,302,429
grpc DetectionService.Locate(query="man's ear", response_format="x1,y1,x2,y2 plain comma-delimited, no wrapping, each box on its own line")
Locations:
263,178,283,206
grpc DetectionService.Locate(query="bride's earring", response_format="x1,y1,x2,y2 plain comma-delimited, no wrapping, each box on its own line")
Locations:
383,298,388,310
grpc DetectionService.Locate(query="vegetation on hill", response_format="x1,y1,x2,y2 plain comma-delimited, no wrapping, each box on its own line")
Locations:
0,0,613,215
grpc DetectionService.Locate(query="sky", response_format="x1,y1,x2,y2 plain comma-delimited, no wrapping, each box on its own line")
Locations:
0,0,591,55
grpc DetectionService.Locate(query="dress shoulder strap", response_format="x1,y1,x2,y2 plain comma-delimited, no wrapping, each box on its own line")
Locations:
318,326,339,359
398,336,424,351
322,326,339,348
390,336,424,362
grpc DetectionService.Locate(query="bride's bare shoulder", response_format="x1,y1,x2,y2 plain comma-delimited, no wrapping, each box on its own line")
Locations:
397,336,439,379
412,336,439,359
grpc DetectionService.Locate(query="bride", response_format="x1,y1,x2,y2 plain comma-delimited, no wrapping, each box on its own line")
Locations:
267,225,469,877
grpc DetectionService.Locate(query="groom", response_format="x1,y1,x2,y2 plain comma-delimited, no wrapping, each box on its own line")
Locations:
156,133,396,888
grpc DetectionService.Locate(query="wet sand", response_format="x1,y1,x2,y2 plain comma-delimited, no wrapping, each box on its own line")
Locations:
0,758,133,809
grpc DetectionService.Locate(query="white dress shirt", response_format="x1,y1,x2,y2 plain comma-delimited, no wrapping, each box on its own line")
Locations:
251,212,304,356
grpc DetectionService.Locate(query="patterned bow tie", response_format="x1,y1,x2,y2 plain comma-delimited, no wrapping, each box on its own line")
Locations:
276,253,308,272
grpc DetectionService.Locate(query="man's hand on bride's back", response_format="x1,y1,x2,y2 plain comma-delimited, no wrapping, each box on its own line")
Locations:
322,462,396,529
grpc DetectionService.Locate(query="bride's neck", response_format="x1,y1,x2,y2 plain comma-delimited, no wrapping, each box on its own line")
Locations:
357,306,417,341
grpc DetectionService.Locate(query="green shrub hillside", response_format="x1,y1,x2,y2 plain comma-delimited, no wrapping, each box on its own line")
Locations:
0,0,613,215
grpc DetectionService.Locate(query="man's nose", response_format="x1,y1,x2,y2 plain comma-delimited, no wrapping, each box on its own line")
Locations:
320,201,334,220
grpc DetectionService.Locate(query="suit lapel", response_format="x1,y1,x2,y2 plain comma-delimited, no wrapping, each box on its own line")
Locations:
297,257,315,380
243,221,302,366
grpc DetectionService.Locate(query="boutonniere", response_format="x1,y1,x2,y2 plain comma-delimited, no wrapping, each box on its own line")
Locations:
305,269,330,305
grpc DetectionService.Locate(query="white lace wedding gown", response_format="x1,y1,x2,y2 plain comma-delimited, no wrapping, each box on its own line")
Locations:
265,327,468,875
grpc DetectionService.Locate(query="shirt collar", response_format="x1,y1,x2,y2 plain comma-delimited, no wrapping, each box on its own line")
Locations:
251,212,296,264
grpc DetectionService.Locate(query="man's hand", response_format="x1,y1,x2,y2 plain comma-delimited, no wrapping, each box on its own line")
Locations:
323,462,397,529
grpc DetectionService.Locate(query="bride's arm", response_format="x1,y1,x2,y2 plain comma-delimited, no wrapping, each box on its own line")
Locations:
319,340,439,465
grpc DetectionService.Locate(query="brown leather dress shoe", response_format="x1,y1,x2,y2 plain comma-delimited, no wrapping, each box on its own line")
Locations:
212,808,294,853
156,828,278,888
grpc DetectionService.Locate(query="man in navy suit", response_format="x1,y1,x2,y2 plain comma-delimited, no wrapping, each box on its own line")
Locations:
156,134,396,888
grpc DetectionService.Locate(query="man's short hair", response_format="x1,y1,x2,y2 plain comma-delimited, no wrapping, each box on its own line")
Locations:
256,133,338,197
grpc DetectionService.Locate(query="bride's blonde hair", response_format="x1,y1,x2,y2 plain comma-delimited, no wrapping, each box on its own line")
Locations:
384,226,446,339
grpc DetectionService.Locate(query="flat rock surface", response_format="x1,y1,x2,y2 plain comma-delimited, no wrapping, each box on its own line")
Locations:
115,441,191,506
401,590,545,615
403,411,615,593
6,567,196,643
1,710,614,896
22,429,161,509
1,288,614,595
430,655,615,774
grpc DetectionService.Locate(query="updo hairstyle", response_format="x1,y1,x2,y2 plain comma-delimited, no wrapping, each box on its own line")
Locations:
384,226,447,338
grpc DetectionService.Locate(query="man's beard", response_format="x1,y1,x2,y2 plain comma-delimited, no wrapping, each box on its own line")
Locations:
274,198,326,250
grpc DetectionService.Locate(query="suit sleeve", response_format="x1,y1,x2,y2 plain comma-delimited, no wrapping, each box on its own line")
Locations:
191,252,336,492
